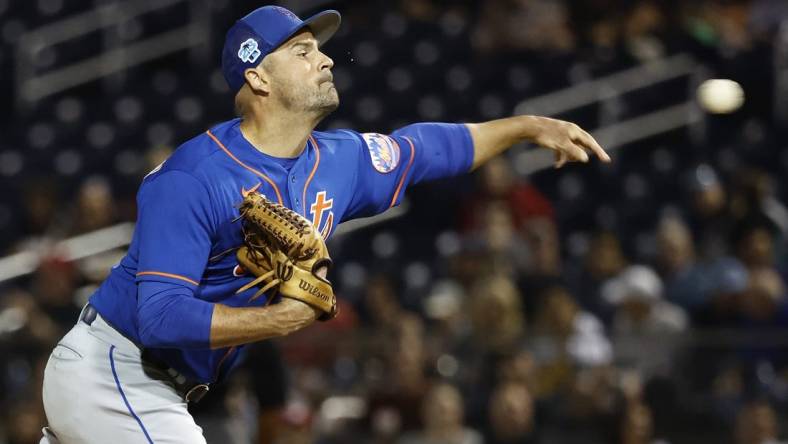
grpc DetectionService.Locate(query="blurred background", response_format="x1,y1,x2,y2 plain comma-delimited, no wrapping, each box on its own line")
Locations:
1,0,788,443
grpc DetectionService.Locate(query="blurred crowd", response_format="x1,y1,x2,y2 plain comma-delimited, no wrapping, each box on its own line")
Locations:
2,0,788,443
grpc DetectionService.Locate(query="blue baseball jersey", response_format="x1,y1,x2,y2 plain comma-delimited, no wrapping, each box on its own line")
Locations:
89,118,473,382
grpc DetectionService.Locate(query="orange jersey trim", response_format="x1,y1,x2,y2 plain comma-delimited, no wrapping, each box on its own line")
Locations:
302,135,321,215
206,130,284,205
389,137,415,208
137,271,199,286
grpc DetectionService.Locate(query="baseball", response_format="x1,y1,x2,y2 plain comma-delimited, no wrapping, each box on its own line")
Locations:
697,78,745,114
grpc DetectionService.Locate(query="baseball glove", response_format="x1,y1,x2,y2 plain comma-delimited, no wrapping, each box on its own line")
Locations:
235,191,337,320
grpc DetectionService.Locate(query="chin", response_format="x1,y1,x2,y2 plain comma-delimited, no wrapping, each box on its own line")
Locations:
325,89,339,107
316,102,339,120
327,94,340,111
314,94,339,115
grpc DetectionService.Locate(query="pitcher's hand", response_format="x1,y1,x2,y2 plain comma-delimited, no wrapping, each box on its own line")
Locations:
530,117,611,168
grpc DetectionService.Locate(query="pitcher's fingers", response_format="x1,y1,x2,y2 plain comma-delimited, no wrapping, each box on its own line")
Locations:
574,130,610,162
555,151,568,169
564,143,589,162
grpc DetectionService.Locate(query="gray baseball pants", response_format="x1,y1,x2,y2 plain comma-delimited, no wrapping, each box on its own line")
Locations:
39,307,206,443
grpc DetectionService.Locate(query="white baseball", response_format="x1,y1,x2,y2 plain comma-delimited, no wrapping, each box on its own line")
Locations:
697,78,745,114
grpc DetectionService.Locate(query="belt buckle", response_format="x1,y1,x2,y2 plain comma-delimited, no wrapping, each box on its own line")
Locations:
185,384,210,403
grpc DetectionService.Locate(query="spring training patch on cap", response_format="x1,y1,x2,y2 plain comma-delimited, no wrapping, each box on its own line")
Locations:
238,38,261,63
362,133,400,173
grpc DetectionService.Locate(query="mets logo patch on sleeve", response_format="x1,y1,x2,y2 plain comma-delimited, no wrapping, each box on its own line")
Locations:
362,133,400,173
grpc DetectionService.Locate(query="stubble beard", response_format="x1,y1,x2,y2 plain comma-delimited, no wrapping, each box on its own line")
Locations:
280,82,339,119
307,84,339,117
307,85,339,117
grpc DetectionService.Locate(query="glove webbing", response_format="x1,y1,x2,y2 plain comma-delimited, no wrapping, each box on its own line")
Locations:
234,244,281,303
239,197,317,262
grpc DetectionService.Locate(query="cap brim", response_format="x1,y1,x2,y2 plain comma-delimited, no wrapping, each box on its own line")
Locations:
302,10,341,46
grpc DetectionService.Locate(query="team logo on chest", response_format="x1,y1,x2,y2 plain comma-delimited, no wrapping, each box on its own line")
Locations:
362,133,400,173
310,191,335,239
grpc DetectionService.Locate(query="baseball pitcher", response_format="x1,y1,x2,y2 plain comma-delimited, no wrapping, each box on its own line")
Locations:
39,5,609,443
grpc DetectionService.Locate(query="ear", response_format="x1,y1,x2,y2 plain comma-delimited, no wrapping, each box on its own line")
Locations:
243,66,270,94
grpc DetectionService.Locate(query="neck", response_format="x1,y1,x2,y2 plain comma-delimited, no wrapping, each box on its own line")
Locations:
239,105,320,158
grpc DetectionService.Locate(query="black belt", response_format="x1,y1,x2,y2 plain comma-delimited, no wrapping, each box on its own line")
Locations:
80,304,98,325
80,304,210,403
141,350,210,403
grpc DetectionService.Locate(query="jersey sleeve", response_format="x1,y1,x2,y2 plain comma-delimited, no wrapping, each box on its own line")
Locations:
133,169,216,348
135,169,215,287
345,122,474,219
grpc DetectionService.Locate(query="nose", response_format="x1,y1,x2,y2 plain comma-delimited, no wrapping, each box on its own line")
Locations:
319,51,334,71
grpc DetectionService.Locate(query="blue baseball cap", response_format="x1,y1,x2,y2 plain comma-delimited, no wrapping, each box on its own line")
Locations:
222,6,341,93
